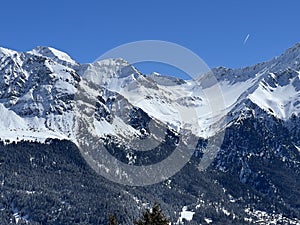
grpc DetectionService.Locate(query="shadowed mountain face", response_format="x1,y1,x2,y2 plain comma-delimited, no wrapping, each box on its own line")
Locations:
0,44,299,224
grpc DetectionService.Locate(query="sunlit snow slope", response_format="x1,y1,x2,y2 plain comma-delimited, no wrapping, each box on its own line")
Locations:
0,43,300,144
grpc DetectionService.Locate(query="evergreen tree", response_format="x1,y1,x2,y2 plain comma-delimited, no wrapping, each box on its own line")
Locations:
134,203,170,225
108,214,118,225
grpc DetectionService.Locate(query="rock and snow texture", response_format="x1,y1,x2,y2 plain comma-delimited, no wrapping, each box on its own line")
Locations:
0,47,79,143
28,46,78,65
0,43,300,144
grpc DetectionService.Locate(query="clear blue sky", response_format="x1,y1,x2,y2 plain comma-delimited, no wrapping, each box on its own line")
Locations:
1,1,300,72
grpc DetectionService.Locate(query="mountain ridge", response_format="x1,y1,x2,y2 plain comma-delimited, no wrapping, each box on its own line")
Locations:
0,43,299,143
0,43,300,224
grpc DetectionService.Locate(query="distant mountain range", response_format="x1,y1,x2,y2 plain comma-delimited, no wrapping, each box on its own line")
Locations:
0,44,299,224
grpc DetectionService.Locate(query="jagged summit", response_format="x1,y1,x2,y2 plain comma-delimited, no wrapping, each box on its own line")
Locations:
213,42,300,83
83,57,141,78
271,42,300,70
0,46,17,57
28,46,78,65
281,42,300,56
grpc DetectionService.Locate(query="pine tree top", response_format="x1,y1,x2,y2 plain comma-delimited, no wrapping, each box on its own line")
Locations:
134,203,170,225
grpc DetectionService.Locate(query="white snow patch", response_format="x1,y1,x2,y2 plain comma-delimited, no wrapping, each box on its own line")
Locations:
177,206,195,224
0,103,71,144
248,77,299,119
204,217,213,224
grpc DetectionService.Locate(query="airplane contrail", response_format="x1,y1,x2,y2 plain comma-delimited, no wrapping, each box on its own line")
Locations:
243,34,250,45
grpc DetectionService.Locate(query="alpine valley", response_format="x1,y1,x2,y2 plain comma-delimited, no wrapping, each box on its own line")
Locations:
0,43,299,224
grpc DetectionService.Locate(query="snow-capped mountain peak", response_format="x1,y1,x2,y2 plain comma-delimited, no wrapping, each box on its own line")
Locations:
79,58,144,93
0,43,300,144
0,47,17,58
82,58,141,79
28,46,78,65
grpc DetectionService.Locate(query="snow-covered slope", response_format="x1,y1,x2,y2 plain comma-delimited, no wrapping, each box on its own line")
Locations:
79,44,300,138
80,59,223,137
0,48,166,145
0,47,80,143
248,70,300,119
0,43,300,144
208,43,300,120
